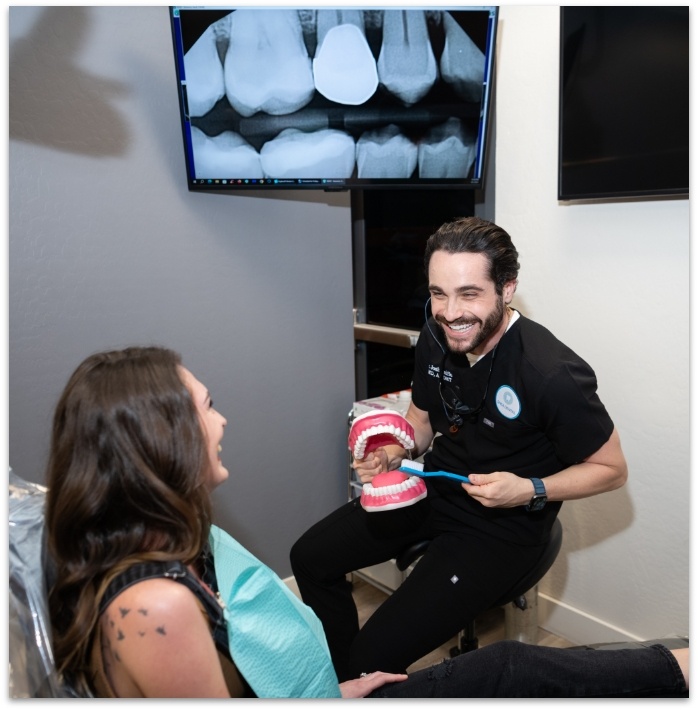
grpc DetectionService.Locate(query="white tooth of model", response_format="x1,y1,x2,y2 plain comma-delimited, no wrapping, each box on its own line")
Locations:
190,127,263,179
356,124,417,178
259,127,356,179
313,9,378,105
224,9,315,117
377,10,437,106
184,18,229,117
418,117,476,178
440,11,485,102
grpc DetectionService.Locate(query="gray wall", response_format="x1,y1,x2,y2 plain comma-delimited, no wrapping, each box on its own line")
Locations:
9,6,355,577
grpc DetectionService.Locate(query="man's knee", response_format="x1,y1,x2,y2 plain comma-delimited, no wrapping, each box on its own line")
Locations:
289,535,311,575
289,533,342,582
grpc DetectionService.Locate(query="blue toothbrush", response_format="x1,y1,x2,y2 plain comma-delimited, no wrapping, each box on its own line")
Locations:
399,460,470,484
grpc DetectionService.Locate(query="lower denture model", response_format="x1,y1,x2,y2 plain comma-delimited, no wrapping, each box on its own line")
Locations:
348,410,427,512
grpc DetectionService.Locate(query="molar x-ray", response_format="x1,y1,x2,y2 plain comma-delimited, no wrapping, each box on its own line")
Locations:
177,8,489,182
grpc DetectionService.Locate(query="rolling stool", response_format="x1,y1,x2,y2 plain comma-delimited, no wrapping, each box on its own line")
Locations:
395,518,563,657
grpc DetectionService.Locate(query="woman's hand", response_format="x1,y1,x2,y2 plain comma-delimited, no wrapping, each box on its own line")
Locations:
339,671,408,698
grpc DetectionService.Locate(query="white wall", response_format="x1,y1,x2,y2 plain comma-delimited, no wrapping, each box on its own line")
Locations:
494,6,689,643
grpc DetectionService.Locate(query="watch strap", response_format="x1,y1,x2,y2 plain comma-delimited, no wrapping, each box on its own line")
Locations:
526,477,547,511
530,477,546,497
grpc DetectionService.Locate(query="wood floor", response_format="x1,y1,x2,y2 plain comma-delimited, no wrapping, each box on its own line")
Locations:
351,575,574,674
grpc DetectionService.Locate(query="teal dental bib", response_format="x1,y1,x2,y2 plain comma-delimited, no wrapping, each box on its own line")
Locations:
209,525,341,698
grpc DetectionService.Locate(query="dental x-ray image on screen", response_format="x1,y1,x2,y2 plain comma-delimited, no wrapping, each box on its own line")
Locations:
169,6,498,191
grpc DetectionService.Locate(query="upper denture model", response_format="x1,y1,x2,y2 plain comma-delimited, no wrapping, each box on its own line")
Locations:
349,409,415,459
348,410,427,512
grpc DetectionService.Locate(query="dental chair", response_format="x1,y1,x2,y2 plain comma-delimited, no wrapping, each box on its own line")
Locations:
9,470,74,698
395,517,564,656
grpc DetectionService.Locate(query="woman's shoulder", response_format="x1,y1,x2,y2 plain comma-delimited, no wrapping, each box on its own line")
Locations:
104,574,203,621
99,576,229,697
100,575,212,657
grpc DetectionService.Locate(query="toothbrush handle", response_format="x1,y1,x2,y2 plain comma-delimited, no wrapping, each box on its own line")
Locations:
399,467,470,484
425,471,471,484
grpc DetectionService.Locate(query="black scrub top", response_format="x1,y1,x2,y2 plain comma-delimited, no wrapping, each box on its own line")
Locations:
411,313,615,544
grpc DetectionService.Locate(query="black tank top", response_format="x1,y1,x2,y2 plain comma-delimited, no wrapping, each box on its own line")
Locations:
99,559,230,666
93,554,254,697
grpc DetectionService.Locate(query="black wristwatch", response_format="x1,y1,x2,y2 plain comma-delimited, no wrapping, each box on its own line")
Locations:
526,477,547,512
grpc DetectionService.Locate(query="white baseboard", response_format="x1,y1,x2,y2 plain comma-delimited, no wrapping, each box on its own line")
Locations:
538,593,643,646
283,576,644,647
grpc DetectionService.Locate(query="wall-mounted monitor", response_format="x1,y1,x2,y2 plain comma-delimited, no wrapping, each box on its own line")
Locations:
169,6,498,191
558,6,688,201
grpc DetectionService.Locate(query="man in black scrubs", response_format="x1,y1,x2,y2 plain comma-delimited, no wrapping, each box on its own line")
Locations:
290,216,628,681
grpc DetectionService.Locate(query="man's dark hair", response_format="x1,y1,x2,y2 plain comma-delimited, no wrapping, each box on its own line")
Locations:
424,217,520,294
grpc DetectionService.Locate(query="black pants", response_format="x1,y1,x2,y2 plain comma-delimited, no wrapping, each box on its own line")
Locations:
290,498,548,681
367,641,688,697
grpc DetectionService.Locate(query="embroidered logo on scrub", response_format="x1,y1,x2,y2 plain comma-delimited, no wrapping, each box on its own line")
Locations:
495,385,521,419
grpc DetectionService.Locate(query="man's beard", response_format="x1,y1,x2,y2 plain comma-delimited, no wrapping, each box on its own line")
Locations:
435,296,506,356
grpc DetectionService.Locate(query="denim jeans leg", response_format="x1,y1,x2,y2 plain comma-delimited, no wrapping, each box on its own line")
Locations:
368,640,688,698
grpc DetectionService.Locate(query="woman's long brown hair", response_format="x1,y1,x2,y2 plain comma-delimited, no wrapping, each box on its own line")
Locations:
45,347,213,694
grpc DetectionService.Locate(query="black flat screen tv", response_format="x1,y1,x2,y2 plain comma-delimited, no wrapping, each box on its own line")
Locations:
169,6,498,191
558,6,689,201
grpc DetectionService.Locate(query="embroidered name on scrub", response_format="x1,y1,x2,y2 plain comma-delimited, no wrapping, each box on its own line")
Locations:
495,385,521,419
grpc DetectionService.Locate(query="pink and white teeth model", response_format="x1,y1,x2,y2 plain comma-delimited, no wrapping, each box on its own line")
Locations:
359,469,428,512
348,410,427,512
349,409,415,459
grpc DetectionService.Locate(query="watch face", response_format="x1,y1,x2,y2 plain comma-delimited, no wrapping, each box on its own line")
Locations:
528,495,547,512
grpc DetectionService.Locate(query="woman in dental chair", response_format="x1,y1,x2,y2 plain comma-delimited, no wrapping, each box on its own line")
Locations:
44,347,688,698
